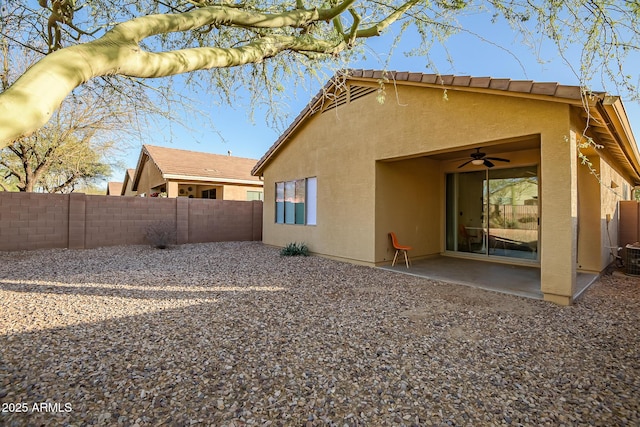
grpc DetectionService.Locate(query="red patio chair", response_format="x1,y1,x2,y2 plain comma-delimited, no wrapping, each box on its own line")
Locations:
389,232,412,268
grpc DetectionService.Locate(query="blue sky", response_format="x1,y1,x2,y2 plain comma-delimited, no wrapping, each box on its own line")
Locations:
108,10,640,185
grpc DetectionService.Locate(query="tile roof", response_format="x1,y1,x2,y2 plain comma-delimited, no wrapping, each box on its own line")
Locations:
349,69,595,99
251,69,610,176
141,145,262,183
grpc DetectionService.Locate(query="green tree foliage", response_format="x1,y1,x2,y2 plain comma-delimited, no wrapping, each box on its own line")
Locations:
0,38,130,192
0,94,119,193
0,133,112,193
0,0,638,146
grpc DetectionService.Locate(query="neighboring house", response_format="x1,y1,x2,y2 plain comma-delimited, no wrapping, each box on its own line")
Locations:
252,69,640,305
132,145,263,200
106,169,136,196
106,181,123,196
121,168,137,196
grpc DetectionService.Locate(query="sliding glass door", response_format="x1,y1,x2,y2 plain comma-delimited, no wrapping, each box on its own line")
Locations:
446,166,538,261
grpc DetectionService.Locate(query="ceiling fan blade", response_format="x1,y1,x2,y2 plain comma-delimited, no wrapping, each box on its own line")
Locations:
485,157,510,162
484,159,495,168
458,159,473,168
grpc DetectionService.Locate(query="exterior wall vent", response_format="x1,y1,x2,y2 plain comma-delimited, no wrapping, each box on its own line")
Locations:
321,88,348,113
349,85,376,102
321,85,376,113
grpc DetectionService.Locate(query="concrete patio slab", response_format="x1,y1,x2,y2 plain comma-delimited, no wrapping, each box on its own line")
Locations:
380,255,598,301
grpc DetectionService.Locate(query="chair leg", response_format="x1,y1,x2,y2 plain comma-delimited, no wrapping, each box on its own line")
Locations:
392,250,399,266
403,250,410,268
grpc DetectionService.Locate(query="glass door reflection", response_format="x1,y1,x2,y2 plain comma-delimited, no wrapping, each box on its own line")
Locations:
487,166,538,259
446,171,487,254
446,165,538,260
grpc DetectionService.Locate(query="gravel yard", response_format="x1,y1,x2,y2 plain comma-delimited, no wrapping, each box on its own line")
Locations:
1,241,639,426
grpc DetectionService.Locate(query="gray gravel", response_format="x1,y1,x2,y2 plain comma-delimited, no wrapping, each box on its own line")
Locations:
0,241,639,426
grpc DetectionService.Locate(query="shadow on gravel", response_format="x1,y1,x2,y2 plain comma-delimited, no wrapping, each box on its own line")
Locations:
1,243,639,426
0,279,283,301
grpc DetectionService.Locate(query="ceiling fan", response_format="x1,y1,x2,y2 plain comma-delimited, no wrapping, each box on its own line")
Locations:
458,148,510,168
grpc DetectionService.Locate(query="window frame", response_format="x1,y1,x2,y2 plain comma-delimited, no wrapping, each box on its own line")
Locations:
275,177,317,225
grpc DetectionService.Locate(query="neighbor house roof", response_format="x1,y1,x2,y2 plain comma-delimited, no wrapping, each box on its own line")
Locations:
132,145,262,191
252,69,640,184
106,182,123,195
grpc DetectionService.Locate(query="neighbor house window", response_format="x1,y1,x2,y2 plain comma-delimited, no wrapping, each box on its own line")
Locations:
247,191,263,201
202,189,217,199
275,177,316,225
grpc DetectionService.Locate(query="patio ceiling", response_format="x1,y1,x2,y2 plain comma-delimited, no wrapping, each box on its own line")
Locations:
422,136,541,163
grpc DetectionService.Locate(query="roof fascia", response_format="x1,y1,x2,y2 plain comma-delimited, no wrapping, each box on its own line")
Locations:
346,75,592,106
132,145,168,191
120,177,128,196
162,174,264,186
251,75,341,176
121,169,132,195
598,97,640,184
130,146,149,192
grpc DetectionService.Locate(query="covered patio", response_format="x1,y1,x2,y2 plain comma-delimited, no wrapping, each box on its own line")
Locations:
381,256,599,301
254,69,640,305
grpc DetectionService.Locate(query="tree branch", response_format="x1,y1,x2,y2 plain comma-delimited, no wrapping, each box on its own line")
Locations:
0,0,417,146
0,159,21,181
111,1,357,42
48,170,80,193
353,0,420,38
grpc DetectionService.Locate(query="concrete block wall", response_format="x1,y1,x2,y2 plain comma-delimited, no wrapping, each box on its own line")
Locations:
0,193,69,250
620,201,640,248
0,193,262,251
187,199,262,243
84,195,178,248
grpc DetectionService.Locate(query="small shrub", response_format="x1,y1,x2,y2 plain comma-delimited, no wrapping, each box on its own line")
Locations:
280,242,309,257
145,220,176,249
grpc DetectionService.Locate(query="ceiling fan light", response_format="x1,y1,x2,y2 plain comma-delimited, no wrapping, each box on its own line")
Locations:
471,159,484,165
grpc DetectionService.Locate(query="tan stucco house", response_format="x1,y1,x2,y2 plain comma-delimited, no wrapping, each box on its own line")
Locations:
121,168,137,196
132,145,263,200
106,169,137,196
252,69,640,305
106,181,123,196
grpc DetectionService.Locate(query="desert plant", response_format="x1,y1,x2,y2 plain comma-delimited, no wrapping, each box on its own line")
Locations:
280,242,309,257
145,220,176,249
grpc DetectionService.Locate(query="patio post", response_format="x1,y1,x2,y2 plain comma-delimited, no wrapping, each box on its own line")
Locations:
540,130,578,305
